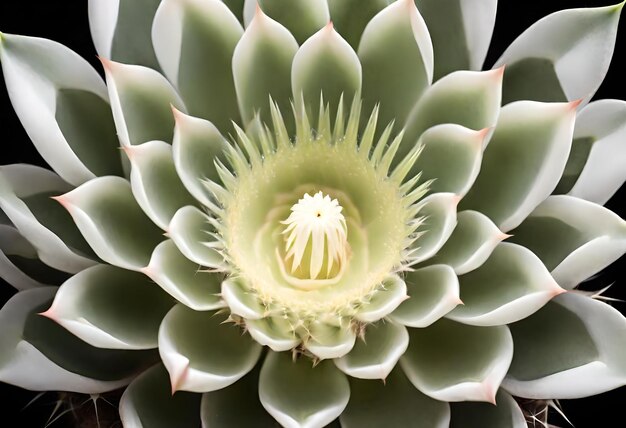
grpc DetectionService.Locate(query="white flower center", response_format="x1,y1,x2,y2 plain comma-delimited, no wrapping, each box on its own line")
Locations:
281,191,348,280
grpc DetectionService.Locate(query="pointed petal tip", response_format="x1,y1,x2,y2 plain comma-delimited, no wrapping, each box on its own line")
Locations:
569,99,584,110
38,308,55,320
498,232,513,242
50,194,71,210
482,381,498,405
493,64,506,78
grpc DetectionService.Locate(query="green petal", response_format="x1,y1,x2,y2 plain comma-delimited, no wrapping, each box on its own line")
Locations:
495,4,623,105
58,176,164,270
460,101,577,232
233,5,298,125
334,320,408,379
44,264,173,350
169,206,225,269
88,0,161,69
0,165,96,273
221,277,266,320
221,0,246,23
447,243,564,326
159,304,262,393
0,34,122,185
389,265,460,328
246,316,299,352
450,390,527,428
354,274,408,323
416,0,497,78
144,240,225,311
358,0,433,128
340,368,450,428
120,364,201,428
327,0,390,49
103,59,185,147
259,351,350,428
434,210,505,275
291,23,361,120
305,320,357,360
503,292,626,398
401,319,513,402
127,140,198,230
0,287,157,393
253,0,330,45
152,0,242,132
510,195,626,290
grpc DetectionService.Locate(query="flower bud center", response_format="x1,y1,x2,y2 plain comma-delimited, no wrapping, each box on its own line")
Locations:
281,191,348,280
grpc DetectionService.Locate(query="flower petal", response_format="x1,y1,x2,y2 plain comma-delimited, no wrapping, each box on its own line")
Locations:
327,0,389,49
103,59,185,147
510,195,626,290
358,0,434,127
152,0,243,132
88,0,161,69
450,390,527,428
334,320,409,380
389,265,460,328
435,210,506,275
0,165,96,273
159,304,262,393
144,240,225,311
0,34,122,185
245,316,299,352
401,319,513,402
460,101,577,232
340,368,450,428
58,176,164,271
44,265,173,350
292,23,361,119
250,0,330,44
127,140,198,230
0,287,156,393
169,206,225,269
305,321,357,360
221,277,265,320
120,364,201,428
495,4,623,105
355,274,408,323
233,6,298,125
446,243,564,327
503,292,626,399
259,351,350,428
560,99,626,204
416,0,497,77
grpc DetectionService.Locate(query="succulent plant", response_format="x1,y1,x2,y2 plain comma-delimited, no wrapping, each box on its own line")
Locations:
1,0,626,427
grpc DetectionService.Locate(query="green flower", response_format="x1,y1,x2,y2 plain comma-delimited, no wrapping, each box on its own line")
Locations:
1,1,626,427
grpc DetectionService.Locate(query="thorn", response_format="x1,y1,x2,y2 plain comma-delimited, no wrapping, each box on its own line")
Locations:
454,297,464,306
498,232,513,241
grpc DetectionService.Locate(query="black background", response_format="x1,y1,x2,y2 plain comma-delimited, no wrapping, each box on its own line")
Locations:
1,1,625,427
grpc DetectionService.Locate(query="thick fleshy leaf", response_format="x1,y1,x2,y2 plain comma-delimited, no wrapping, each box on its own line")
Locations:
172,110,228,207
358,0,434,128
291,23,361,120
503,292,626,398
144,240,225,311
159,304,262,393
0,287,157,393
250,0,330,44
0,165,96,273
305,321,357,360
0,34,122,185
559,99,626,204
407,193,459,265
340,368,450,428
57,176,164,271
201,365,278,427
127,140,198,230
401,319,513,402
153,0,242,131
408,124,487,197
450,390,527,428
415,0,497,78
259,351,350,428
246,316,299,352
88,0,161,69
354,274,408,323
327,0,390,49
495,4,623,105
221,277,265,320
334,320,408,379
103,59,185,147
169,206,225,269
120,364,201,428
434,210,506,275
233,6,298,124
389,265,460,328
460,101,577,232
510,195,626,290
222,0,245,23
402,68,503,160
43,265,173,350
447,243,564,326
